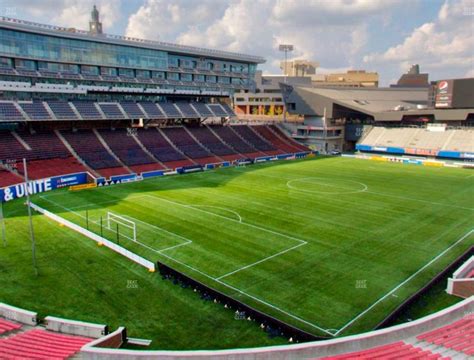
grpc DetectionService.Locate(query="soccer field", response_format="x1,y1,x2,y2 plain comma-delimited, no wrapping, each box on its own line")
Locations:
32,156,474,337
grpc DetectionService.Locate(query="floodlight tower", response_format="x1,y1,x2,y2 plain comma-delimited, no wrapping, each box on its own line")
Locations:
279,44,294,122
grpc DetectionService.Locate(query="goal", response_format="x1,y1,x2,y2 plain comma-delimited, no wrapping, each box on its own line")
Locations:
106,212,137,242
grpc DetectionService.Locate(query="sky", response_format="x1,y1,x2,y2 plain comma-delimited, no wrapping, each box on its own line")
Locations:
0,0,472,85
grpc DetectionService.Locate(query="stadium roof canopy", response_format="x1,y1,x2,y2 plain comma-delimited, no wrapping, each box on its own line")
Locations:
282,85,474,121
0,16,266,64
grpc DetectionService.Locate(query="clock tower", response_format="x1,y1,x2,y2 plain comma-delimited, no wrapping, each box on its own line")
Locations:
89,5,103,35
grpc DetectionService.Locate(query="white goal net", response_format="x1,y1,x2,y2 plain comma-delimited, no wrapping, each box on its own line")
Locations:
106,212,137,242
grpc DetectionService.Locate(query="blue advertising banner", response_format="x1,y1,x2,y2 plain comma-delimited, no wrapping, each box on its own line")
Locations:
0,172,88,202
96,174,140,187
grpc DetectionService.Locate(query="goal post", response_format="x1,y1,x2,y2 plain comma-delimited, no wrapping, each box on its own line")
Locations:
106,212,137,242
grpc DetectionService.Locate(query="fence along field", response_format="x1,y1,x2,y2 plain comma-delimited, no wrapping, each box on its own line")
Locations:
31,157,474,336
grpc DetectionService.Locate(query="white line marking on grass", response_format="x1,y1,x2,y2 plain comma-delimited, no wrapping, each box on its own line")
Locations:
366,191,474,211
157,248,336,336
39,194,193,253
217,241,307,280
287,177,368,195
141,194,308,245
186,205,242,223
334,228,474,336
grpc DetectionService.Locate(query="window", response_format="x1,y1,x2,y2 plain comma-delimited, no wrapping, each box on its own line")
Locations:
167,72,179,80
194,74,205,82
181,73,192,82
152,71,165,79
206,75,217,83
136,70,151,78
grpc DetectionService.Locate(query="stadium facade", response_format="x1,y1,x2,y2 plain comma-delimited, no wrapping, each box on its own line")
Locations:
0,8,265,109
281,78,474,155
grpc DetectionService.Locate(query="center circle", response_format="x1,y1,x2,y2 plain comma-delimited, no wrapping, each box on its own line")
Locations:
286,177,368,195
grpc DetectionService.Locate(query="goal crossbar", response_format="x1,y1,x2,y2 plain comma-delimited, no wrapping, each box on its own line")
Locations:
106,212,137,242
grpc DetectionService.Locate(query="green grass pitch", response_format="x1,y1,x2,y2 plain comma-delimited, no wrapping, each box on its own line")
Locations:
27,156,474,338
1,156,472,347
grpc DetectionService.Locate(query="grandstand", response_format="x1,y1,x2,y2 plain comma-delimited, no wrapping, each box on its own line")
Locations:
357,126,474,158
0,5,473,359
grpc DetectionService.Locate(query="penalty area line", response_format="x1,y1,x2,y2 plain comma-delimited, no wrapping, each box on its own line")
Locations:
157,249,336,337
334,228,474,336
216,241,307,280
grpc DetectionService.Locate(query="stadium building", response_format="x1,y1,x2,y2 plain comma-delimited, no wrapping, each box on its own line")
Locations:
0,9,311,187
281,76,474,156
0,6,473,360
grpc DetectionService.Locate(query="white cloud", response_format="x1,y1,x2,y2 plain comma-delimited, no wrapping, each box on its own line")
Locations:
5,0,121,31
364,0,473,81
125,0,404,75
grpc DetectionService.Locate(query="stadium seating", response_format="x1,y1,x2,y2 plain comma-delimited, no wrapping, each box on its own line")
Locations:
0,130,87,179
175,103,199,118
72,101,103,120
416,315,474,356
207,104,228,117
18,101,51,120
231,125,277,153
136,128,194,168
0,102,25,121
320,341,441,359
162,127,215,160
0,169,23,187
98,128,164,173
159,103,182,118
189,126,239,160
210,125,263,156
0,329,91,359
253,125,301,153
191,103,214,117
0,318,21,335
99,103,126,119
139,102,166,118
61,129,128,176
270,125,310,152
0,125,309,186
47,101,79,120
359,127,474,154
120,102,146,118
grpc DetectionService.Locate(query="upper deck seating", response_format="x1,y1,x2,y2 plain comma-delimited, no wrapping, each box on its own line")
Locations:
72,101,103,120
47,101,78,120
99,103,125,119
139,102,166,118
175,103,199,118
159,103,182,118
191,103,214,117
18,101,51,120
0,102,25,121
120,102,145,118
207,104,228,117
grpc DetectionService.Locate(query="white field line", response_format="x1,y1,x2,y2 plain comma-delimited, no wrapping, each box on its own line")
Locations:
365,190,474,211
38,194,192,253
140,194,308,245
157,247,336,336
232,166,474,211
216,241,307,280
334,228,474,336
37,193,333,335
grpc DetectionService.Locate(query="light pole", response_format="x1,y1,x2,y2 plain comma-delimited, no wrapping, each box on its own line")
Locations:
279,44,294,123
